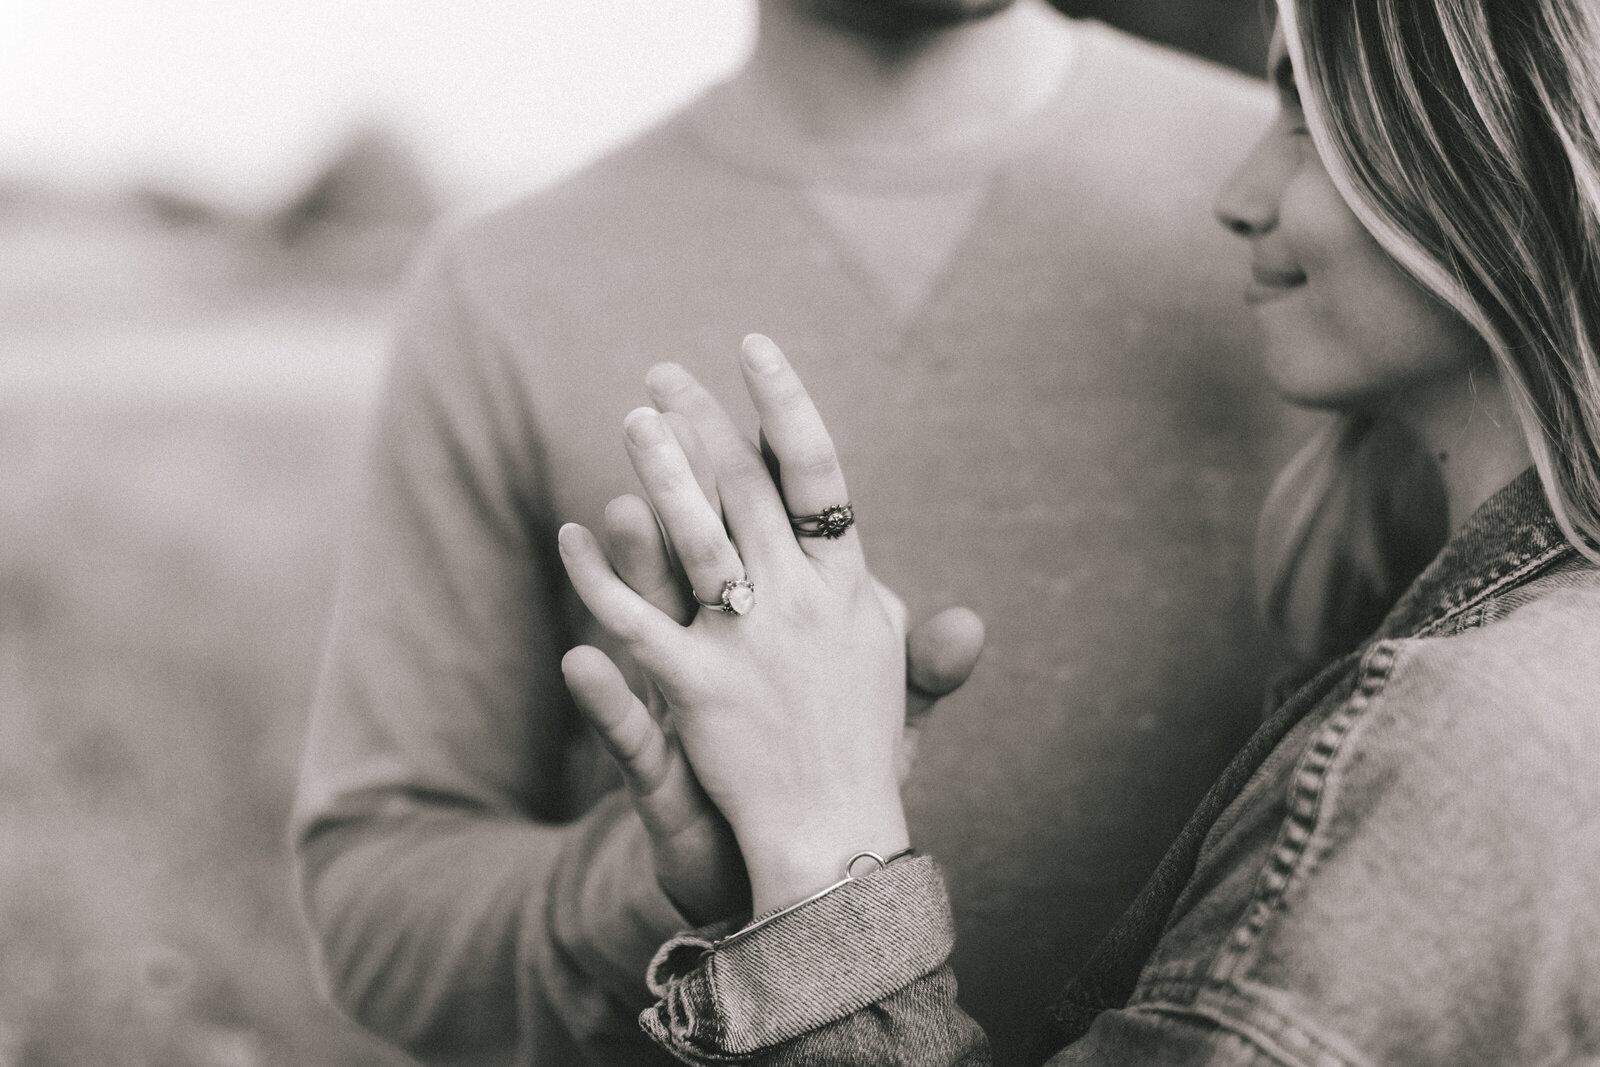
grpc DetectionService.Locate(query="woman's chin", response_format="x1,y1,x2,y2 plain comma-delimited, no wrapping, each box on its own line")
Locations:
1274,386,1367,412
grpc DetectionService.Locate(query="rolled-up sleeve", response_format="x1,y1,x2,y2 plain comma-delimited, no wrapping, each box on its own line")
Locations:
641,857,990,1066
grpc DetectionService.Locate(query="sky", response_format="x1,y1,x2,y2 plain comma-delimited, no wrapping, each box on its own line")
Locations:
2,0,755,211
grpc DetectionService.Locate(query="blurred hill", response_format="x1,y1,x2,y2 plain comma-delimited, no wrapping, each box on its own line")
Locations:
269,126,439,285
0,123,437,332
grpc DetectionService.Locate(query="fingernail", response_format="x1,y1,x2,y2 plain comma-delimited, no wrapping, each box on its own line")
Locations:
741,334,781,372
557,523,584,554
624,407,665,446
645,362,690,395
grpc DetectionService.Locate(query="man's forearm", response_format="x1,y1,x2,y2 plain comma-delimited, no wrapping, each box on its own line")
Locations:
299,794,685,1065
300,811,563,1062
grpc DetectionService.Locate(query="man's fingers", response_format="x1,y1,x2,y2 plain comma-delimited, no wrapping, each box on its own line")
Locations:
603,494,693,625
645,362,794,572
662,410,720,517
896,607,984,783
561,645,672,796
557,522,679,668
622,408,748,608
905,607,986,721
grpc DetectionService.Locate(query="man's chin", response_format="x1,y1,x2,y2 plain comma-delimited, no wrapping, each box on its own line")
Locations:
804,0,1018,36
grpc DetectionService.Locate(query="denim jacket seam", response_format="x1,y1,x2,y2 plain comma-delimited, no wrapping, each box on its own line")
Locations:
1128,979,1361,1067
1413,542,1571,638
1209,540,1568,978
1190,653,1362,885
1207,641,1400,985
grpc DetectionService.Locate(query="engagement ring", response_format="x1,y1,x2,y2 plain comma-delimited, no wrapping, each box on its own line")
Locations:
693,577,756,616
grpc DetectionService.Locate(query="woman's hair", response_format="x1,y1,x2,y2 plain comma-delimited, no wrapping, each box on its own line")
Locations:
1280,0,1600,558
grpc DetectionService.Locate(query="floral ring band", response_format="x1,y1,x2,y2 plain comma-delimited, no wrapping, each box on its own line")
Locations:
790,503,854,539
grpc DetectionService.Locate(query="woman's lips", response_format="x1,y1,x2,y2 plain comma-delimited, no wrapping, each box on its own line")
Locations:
1246,263,1309,304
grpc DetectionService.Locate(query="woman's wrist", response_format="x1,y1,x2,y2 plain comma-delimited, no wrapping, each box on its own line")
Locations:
738,797,909,917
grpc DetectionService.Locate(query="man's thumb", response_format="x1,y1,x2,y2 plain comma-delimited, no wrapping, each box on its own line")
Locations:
906,607,985,715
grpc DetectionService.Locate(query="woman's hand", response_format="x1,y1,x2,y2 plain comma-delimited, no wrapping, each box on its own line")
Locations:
559,335,974,914
564,493,984,925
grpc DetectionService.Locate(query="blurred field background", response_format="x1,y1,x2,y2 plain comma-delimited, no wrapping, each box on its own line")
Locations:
0,3,1265,1065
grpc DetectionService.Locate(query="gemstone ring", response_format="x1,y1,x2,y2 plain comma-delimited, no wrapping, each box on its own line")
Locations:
693,577,756,616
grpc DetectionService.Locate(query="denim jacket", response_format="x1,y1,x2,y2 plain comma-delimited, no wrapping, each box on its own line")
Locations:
640,470,1600,1066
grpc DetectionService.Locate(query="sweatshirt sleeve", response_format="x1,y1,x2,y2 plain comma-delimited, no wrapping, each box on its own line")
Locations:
641,856,992,1066
290,238,680,1065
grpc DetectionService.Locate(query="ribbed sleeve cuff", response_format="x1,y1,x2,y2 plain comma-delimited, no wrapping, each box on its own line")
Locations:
640,856,953,1059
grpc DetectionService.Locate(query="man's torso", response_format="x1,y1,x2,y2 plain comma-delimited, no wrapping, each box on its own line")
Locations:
443,24,1282,1060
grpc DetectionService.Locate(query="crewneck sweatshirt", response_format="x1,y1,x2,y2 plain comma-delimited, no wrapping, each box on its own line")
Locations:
295,21,1284,1067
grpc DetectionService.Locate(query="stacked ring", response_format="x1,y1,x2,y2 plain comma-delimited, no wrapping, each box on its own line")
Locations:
790,503,855,539
693,577,756,616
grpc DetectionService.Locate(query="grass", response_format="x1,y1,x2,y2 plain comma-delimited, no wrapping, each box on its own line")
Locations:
0,222,416,1064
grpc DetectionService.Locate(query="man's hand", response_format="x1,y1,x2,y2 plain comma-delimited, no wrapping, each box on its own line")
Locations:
562,644,748,924
563,487,747,925
899,598,986,780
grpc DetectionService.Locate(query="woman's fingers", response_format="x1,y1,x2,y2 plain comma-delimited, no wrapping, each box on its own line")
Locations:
622,408,750,612
737,334,863,569
645,363,795,575
561,645,672,797
603,494,693,625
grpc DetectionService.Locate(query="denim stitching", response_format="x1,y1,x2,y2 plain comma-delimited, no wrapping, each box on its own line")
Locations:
1373,469,1567,640
1188,653,1360,891
1132,981,1364,1067
1210,642,1399,983
1416,543,1572,638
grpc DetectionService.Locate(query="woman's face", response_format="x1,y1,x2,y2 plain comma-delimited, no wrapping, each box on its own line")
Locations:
1213,30,1485,413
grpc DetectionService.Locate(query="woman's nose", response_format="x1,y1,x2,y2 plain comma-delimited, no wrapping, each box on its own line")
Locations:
1214,133,1282,239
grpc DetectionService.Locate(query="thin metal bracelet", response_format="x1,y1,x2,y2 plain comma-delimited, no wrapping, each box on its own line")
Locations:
715,847,916,949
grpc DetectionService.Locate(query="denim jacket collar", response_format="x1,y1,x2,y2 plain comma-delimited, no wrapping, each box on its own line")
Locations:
1373,468,1573,642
